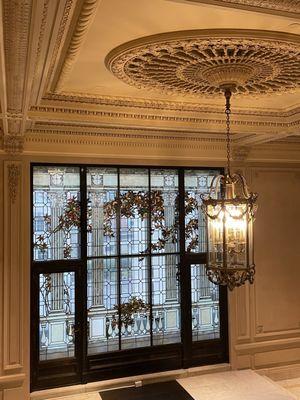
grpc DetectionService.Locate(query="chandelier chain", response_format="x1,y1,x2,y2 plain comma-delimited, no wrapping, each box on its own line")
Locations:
224,89,232,176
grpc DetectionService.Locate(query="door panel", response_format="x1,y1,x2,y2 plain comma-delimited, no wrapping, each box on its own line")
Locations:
31,268,82,390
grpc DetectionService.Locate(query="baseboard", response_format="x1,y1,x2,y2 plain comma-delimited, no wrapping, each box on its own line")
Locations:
30,363,231,400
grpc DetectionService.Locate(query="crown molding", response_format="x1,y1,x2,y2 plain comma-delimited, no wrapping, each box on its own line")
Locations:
42,0,75,97
29,103,299,136
42,93,300,118
23,130,300,165
54,0,101,92
28,123,226,141
169,0,300,19
2,0,32,115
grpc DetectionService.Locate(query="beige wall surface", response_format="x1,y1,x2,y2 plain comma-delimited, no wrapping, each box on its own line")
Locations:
0,153,299,400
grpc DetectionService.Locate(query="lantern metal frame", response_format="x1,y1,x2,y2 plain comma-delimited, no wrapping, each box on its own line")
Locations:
201,88,258,290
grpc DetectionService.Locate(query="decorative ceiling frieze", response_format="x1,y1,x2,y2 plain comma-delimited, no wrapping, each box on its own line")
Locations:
43,92,300,118
174,0,300,18
29,104,292,130
106,29,300,98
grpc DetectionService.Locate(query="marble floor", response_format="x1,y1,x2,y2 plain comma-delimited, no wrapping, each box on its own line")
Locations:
39,370,300,400
278,378,300,399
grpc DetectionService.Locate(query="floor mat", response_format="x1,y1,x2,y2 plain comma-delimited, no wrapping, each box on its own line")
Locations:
99,380,195,400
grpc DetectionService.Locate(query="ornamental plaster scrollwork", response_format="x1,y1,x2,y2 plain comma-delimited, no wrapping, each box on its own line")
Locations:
220,0,300,12
181,0,300,16
256,325,264,334
55,0,100,92
106,30,300,98
7,163,21,204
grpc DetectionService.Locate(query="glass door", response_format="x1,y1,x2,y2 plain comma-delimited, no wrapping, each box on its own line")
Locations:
31,166,85,390
180,258,228,368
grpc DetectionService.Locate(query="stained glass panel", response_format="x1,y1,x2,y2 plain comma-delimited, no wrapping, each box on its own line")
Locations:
87,168,118,257
33,166,225,366
33,166,80,261
39,272,75,360
191,264,220,341
152,254,181,345
150,170,179,254
87,258,118,354
184,170,218,253
119,169,149,255
120,257,151,349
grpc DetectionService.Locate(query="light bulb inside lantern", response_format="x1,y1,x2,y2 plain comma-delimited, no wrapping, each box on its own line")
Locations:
207,203,249,269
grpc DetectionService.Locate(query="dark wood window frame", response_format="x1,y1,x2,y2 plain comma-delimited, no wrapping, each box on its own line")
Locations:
30,163,228,391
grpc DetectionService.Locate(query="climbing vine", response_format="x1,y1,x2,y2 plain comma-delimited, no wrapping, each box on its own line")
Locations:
103,190,201,255
34,196,81,258
34,190,201,259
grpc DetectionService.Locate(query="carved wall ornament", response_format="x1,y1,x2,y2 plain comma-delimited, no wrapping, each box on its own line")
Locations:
4,135,25,155
8,163,21,204
256,325,264,334
106,30,300,98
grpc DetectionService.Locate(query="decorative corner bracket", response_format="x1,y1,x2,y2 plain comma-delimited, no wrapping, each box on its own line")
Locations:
4,135,24,155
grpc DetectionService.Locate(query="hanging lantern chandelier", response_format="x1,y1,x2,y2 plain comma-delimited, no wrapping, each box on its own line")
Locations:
201,87,258,291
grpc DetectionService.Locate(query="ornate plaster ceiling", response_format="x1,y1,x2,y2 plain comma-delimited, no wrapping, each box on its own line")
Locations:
106,30,300,98
0,0,299,160
170,0,300,18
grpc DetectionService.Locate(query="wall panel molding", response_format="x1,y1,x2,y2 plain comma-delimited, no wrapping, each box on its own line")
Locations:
3,161,23,373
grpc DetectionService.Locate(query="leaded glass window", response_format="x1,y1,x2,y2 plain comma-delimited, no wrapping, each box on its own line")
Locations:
32,165,225,375
33,166,81,260
39,272,75,360
184,170,217,253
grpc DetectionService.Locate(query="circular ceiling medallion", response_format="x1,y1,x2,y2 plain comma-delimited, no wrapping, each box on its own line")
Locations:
105,30,300,97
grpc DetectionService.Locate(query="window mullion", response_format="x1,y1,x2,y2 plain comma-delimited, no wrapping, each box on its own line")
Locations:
148,168,153,346
117,168,122,351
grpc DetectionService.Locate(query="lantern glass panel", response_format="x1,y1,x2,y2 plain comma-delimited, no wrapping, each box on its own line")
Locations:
207,204,224,269
224,203,248,269
207,203,250,270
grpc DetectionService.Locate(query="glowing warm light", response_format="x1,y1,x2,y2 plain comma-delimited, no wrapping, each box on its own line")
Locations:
201,178,257,290
201,88,257,290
